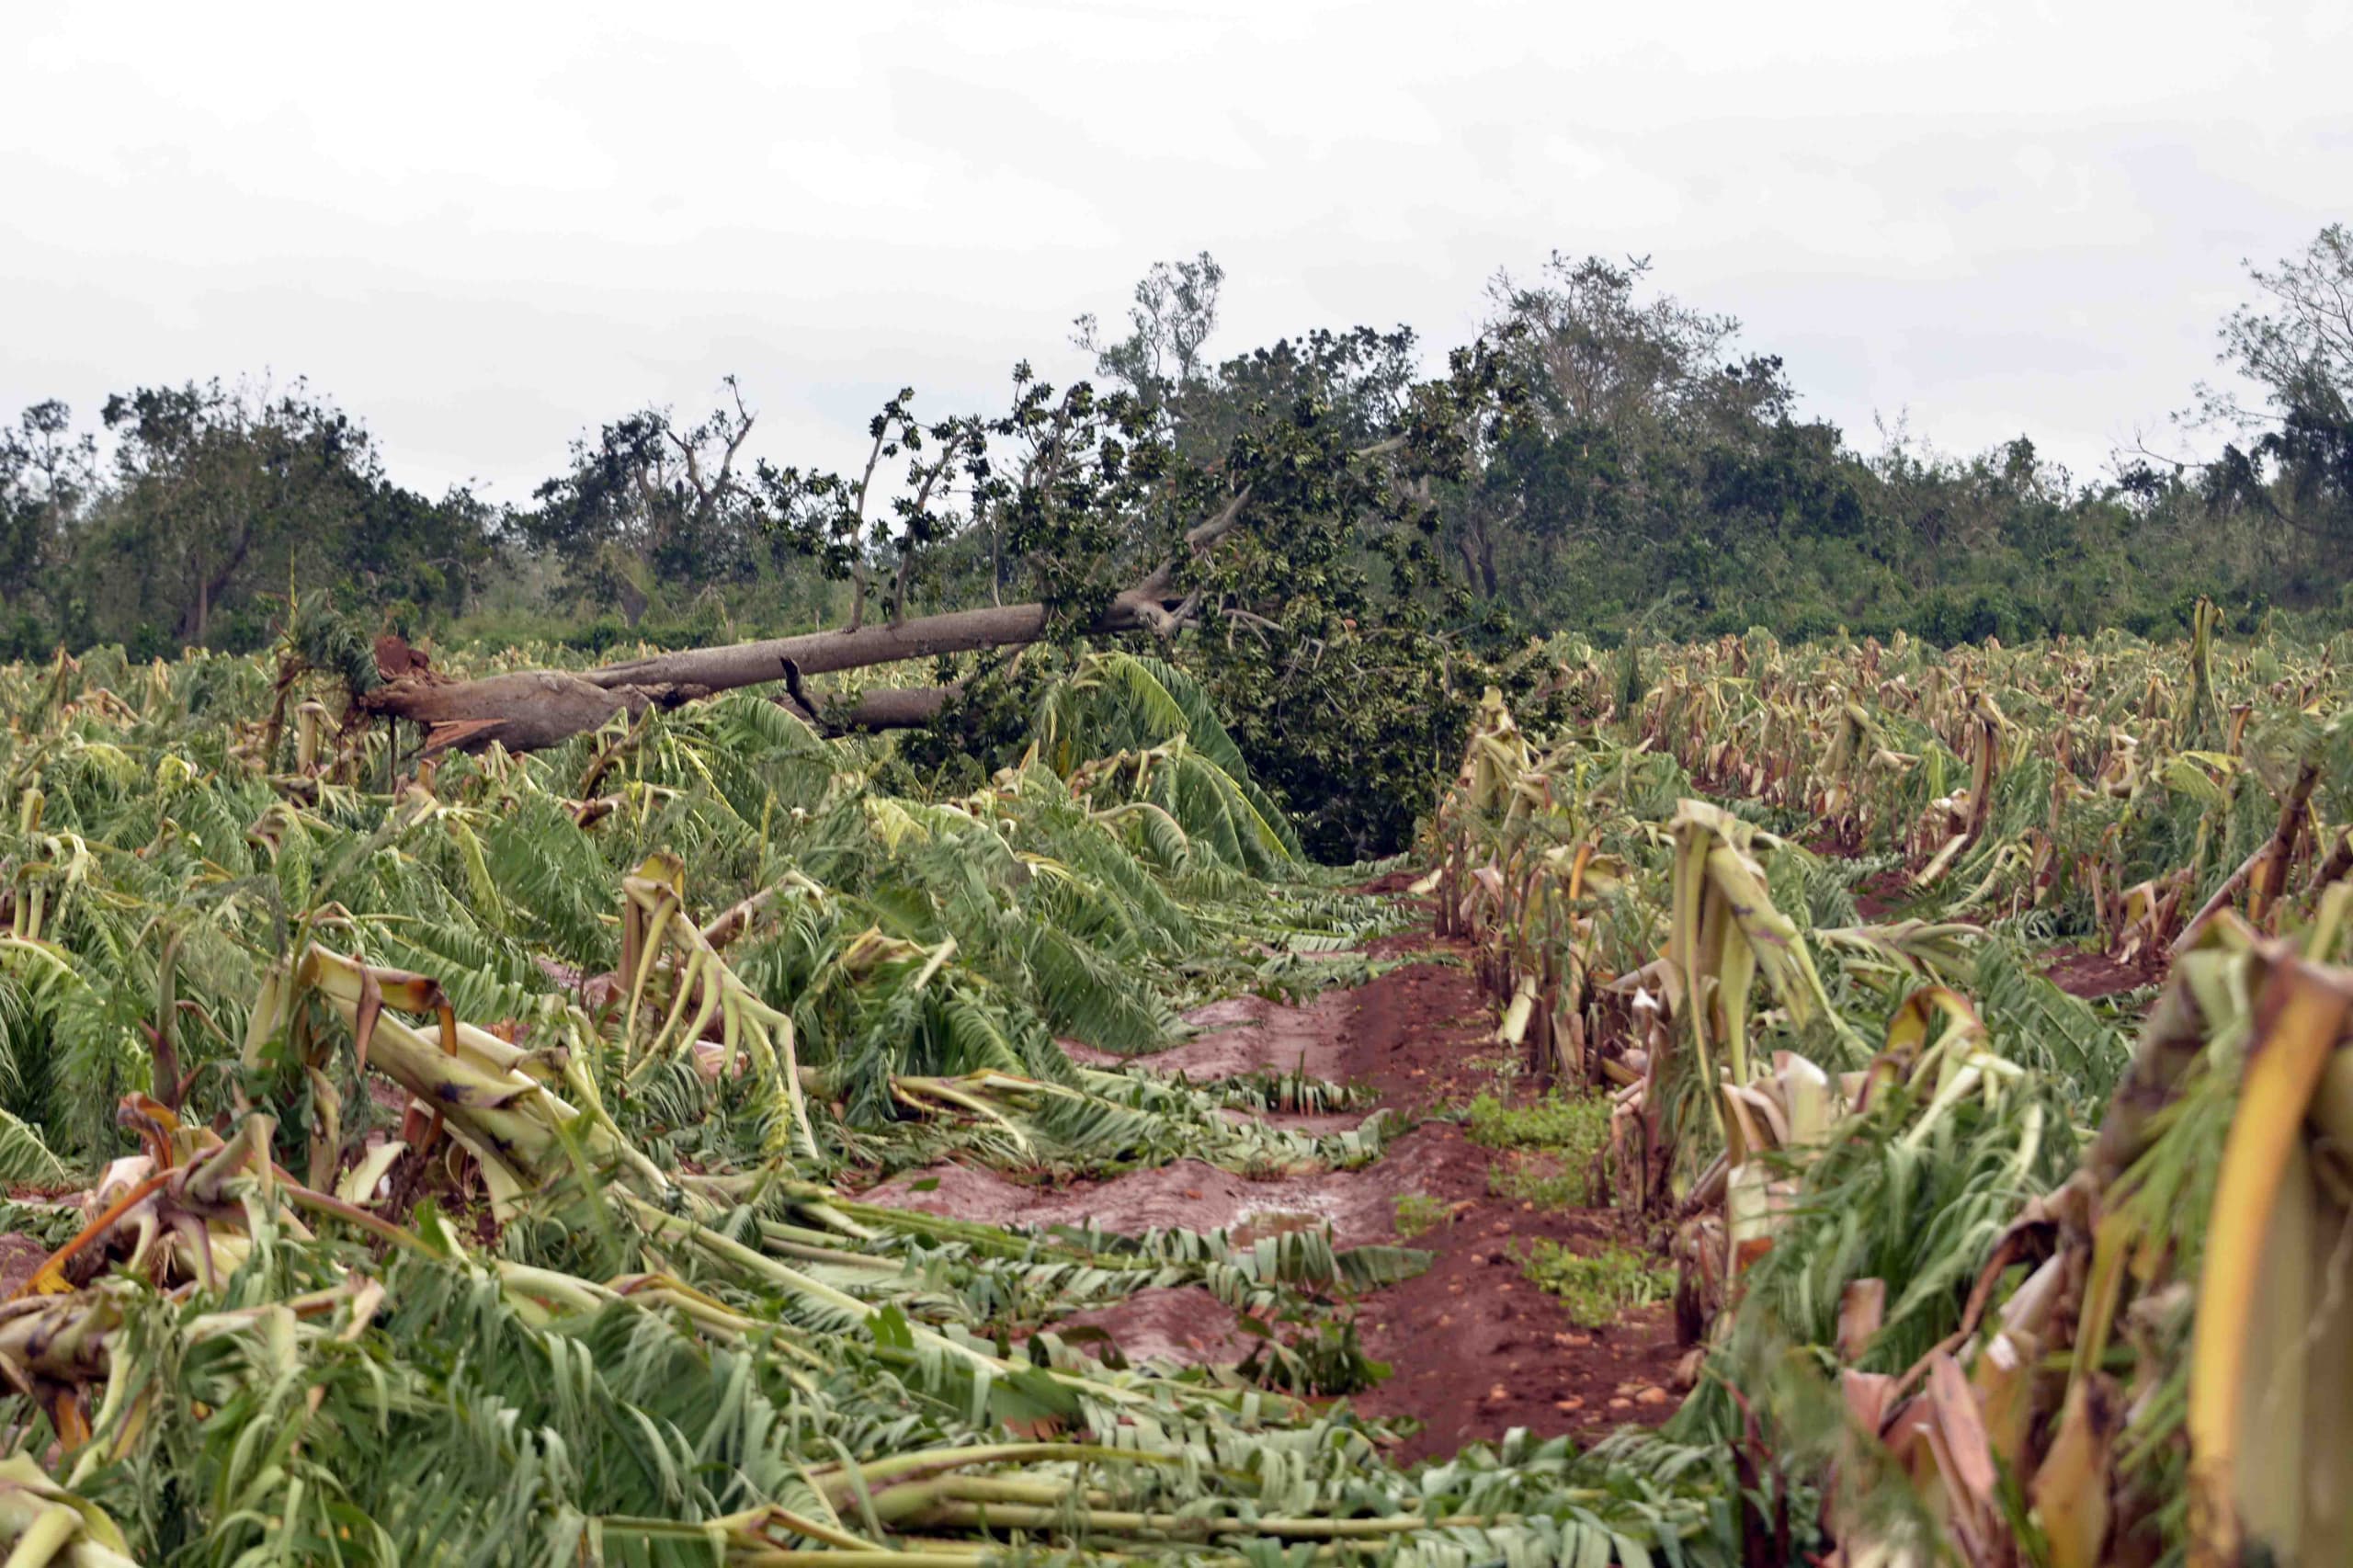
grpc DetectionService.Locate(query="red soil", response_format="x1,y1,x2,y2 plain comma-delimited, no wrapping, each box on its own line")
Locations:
1051,1286,1248,1366
864,1129,1460,1242
2043,949,2162,1000
1336,937,1686,1461
0,1234,51,1297
861,920,1689,1464
1061,988,1358,1085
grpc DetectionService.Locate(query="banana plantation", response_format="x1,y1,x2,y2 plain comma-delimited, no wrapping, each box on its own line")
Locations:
0,608,2347,1567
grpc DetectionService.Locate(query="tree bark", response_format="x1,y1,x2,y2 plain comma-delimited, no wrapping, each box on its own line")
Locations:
358,598,1153,755
357,668,663,755
585,601,1065,695
781,683,957,733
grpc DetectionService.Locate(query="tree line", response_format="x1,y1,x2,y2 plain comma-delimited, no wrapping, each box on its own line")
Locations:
7,229,2350,667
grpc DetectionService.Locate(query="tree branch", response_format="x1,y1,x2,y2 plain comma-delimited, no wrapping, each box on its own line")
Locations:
716,379,755,486
890,445,961,626
1184,484,1254,550
845,420,892,633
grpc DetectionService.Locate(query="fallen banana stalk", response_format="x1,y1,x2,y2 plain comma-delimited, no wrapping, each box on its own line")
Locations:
2186,924,2353,1565
0,1113,1313,1500
1716,903,2353,1568
0,1457,137,1566
1670,799,1857,1111
621,851,818,1157
278,943,686,1217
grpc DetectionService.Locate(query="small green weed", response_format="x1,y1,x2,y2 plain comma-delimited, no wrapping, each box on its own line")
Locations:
1514,1238,1674,1327
1392,1192,1451,1238
1462,1091,1609,1208
1237,1311,1390,1396
1490,1151,1587,1208
1462,1048,1524,1082
1463,1090,1609,1153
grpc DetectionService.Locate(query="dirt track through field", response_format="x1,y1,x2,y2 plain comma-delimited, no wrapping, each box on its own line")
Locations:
861,922,1688,1465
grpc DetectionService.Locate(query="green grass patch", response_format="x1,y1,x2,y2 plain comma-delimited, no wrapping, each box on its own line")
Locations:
1513,1238,1674,1327
1489,1151,1587,1208
1392,1192,1450,1238
1463,1090,1609,1152
1462,1090,1610,1208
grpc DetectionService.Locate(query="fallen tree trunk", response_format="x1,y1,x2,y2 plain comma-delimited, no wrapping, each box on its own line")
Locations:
358,598,1147,755
782,681,958,734
357,668,665,755
584,602,1064,696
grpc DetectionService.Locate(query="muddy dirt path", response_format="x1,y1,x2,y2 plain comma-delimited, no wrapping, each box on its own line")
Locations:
860,923,1688,1465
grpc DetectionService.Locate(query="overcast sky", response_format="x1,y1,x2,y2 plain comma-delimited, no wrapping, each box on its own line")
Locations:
6,0,2347,503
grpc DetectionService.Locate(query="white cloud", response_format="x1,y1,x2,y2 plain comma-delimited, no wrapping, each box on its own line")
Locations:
2,0,2343,501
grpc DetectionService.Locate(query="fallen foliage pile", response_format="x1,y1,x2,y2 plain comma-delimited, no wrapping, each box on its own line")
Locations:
0,610,2345,1563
